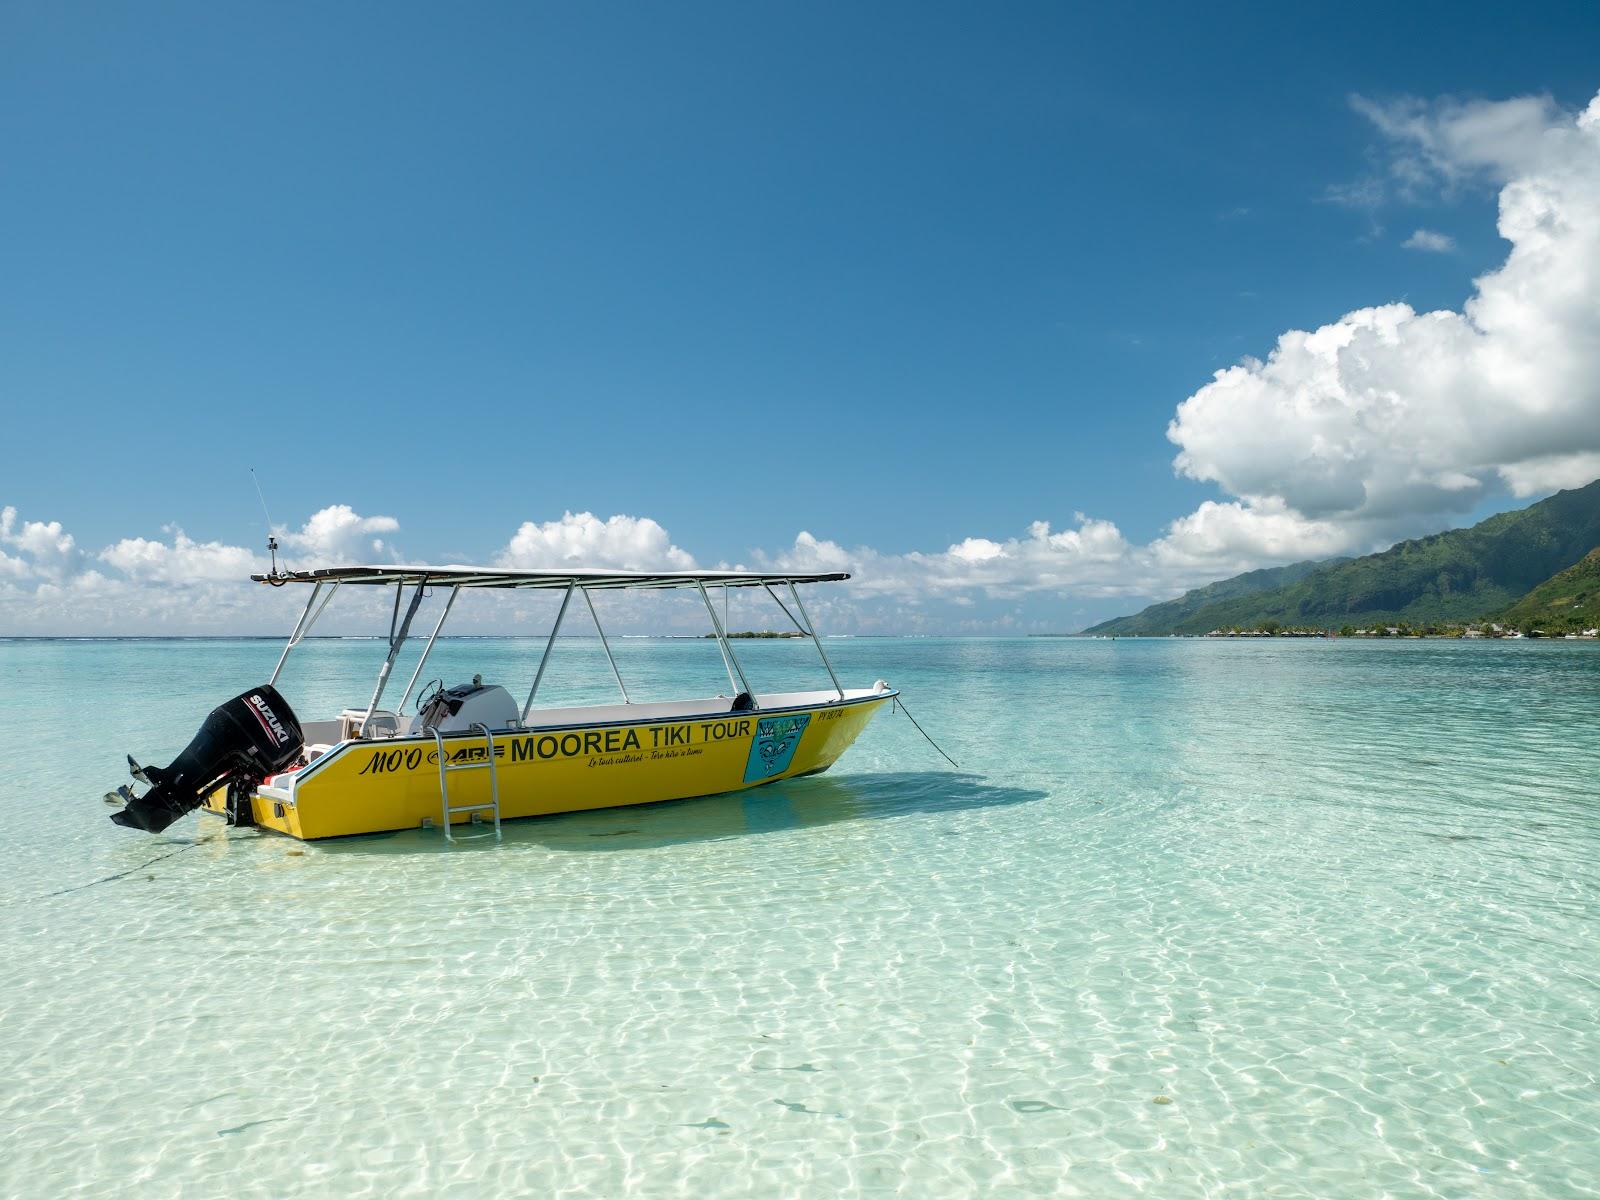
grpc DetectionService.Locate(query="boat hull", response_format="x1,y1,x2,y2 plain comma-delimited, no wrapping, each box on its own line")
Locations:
204,693,892,840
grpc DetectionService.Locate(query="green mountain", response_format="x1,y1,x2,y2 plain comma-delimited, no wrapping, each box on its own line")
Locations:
1494,547,1600,634
1083,558,1342,636
1083,478,1600,635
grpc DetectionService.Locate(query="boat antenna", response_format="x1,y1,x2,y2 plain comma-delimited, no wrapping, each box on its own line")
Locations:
250,467,288,585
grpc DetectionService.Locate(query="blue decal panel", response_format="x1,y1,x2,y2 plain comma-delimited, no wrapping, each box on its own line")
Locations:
744,714,811,782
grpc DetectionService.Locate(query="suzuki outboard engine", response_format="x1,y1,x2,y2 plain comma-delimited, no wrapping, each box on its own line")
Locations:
109,685,304,833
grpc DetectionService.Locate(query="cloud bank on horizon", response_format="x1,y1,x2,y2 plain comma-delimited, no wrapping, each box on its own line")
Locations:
5,87,1600,634
1169,88,1600,556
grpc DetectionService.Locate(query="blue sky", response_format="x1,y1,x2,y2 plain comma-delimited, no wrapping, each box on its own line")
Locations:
4,2,1600,633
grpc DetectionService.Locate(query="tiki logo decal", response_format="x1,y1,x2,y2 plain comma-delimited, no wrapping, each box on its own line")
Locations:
743,714,811,782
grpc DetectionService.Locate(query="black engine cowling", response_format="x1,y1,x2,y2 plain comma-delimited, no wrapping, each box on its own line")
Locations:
110,685,304,833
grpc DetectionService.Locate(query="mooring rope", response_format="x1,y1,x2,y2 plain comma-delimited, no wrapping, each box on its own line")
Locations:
894,696,961,769
36,840,203,901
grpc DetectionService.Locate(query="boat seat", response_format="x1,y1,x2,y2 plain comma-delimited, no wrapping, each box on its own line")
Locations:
266,742,335,788
340,709,400,740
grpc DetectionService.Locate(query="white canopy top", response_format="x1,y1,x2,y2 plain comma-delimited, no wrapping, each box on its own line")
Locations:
252,564,850,590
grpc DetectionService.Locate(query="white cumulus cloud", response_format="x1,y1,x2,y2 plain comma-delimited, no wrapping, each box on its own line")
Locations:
1497,451,1600,498
0,504,409,633
277,504,401,564
101,528,260,582
1,505,81,580
1166,89,1600,554
498,511,696,571
1148,499,1357,570
1402,228,1455,252
1350,91,1565,195
760,514,1236,604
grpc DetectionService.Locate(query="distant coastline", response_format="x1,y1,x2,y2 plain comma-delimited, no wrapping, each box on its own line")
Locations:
1054,625,1599,640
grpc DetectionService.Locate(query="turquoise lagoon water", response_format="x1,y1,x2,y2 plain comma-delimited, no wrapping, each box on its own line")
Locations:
2,635,1598,1198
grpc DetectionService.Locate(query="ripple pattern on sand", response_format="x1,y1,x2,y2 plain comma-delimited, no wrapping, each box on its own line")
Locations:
2,636,1598,1198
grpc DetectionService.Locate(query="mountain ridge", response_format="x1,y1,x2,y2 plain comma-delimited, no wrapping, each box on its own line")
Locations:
1082,479,1600,635
1494,547,1600,634
1080,558,1342,637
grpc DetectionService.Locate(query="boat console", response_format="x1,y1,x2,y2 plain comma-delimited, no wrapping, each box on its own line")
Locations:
409,677,519,735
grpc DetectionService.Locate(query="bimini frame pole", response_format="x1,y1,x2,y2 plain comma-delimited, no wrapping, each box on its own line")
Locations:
360,580,427,737
761,582,807,637
522,580,575,721
268,582,320,685
697,579,755,702
583,587,630,704
395,583,461,715
268,580,340,686
788,579,844,700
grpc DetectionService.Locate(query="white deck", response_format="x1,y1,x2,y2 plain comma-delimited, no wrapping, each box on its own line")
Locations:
518,687,887,730
302,686,889,746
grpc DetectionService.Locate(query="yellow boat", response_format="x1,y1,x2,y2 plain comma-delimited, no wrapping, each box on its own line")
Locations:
106,564,896,841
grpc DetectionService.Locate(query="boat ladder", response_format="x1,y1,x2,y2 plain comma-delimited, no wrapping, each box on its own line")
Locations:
432,723,503,843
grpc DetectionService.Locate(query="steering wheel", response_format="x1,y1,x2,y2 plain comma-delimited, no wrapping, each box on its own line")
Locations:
412,678,444,716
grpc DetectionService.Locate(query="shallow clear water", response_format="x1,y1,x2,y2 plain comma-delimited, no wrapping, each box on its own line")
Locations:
3,636,1598,1198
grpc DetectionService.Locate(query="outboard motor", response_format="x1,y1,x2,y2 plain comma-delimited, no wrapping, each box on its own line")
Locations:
108,685,304,833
